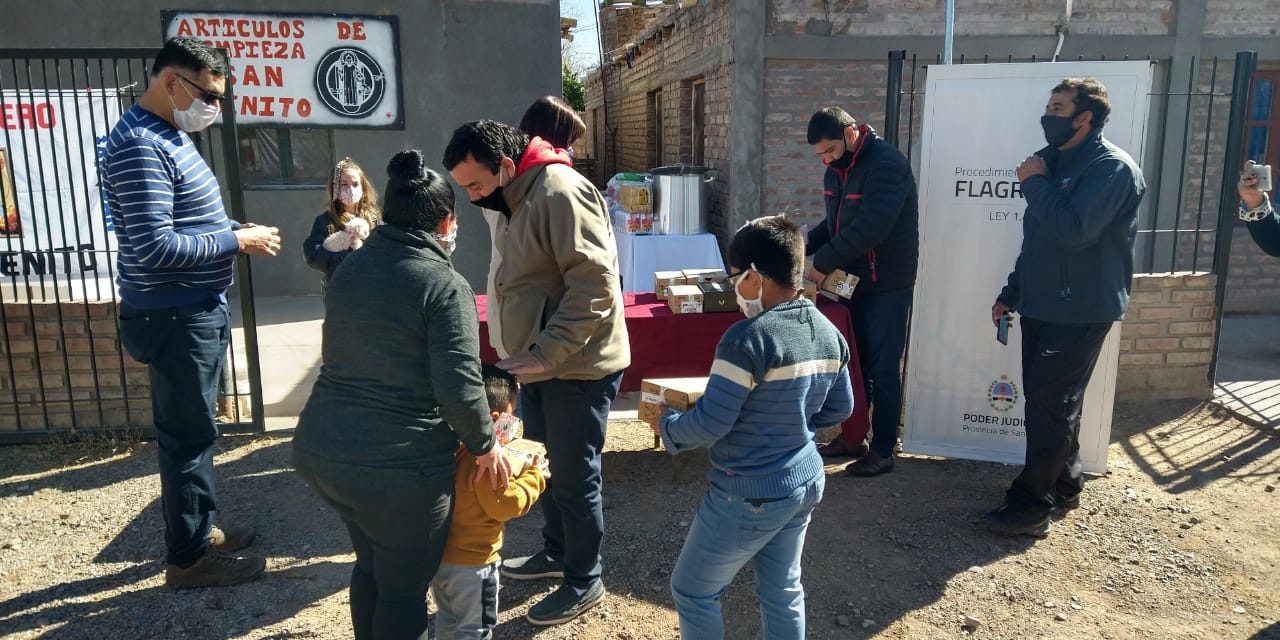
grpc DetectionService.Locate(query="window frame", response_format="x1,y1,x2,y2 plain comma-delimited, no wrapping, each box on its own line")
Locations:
1243,70,1279,168
240,127,336,191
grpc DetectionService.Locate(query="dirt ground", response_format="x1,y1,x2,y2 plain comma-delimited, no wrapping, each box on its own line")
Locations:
0,399,1277,640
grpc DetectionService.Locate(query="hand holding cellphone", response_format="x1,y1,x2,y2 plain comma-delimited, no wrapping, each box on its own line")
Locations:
996,312,1010,346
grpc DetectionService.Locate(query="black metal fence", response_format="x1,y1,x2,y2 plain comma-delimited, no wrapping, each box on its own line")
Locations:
0,48,265,442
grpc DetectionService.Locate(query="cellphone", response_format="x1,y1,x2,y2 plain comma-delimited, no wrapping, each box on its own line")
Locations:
1248,164,1273,192
996,313,1010,346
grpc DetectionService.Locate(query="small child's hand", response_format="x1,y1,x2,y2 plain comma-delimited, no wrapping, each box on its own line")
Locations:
531,454,551,480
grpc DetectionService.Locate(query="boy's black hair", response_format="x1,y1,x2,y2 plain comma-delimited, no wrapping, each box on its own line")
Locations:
442,120,529,174
151,37,229,77
481,363,518,414
806,107,856,145
728,215,804,289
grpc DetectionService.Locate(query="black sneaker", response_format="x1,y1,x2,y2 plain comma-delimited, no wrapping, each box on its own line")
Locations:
1050,495,1080,520
982,503,1052,538
846,451,894,477
526,581,607,626
500,552,564,581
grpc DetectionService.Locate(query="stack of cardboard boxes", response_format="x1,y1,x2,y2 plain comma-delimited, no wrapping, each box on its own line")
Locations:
654,268,732,314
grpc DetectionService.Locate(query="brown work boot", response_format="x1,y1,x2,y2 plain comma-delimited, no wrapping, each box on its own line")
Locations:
215,396,236,423
208,524,256,553
165,549,265,589
817,433,870,458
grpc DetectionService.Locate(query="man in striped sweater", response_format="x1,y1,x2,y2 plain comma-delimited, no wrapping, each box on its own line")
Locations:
650,215,854,640
103,38,281,588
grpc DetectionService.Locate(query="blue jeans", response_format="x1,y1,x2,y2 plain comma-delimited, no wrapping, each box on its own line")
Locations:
520,371,623,590
118,298,229,566
430,561,499,640
670,475,825,640
846,289,913,457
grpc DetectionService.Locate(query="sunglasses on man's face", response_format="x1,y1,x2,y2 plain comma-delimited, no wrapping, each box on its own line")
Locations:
176,74,224,107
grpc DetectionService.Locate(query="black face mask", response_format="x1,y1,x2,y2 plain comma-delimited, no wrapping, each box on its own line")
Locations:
472,187,510,216
471,167,511,216
828,150,854,170
1041,111,1084,147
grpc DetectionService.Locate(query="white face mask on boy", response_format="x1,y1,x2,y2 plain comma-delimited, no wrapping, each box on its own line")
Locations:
734,265,764,319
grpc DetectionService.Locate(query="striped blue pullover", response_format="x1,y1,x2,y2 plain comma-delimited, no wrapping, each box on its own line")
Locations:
659,299,855,499
103,105,240,309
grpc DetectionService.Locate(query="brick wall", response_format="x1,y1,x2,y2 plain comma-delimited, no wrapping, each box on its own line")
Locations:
584,0,734,240
766,0,1174,37
1203,0,1280,36
762,59,889,227
1116,272,1217,400
0,301,151,434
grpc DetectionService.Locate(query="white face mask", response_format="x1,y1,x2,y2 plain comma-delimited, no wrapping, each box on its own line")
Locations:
433,223,458,255
170,77,221,133
734,265,764,318
338,185,362,206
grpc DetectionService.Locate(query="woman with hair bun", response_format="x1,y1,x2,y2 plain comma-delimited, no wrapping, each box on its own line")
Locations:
293,149,511,640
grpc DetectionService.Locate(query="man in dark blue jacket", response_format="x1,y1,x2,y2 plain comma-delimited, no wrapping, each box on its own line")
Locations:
804,107,919,477
987,77,1145,538
1237,160,1278,256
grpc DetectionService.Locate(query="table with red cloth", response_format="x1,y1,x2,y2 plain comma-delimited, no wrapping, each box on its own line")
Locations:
476,293,870,444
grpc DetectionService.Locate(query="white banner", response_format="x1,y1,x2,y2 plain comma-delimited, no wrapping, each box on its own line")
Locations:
0,90,121,299
163,11,403,128
903,61,1153,473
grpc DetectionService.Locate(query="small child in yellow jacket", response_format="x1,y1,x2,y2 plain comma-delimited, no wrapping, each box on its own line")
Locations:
432,364,548,640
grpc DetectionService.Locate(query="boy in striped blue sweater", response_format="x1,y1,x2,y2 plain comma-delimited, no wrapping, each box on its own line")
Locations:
650,215,855,640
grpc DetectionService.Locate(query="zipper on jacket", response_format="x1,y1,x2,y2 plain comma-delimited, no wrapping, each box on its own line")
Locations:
1059,263,1072,301
869,249,878,283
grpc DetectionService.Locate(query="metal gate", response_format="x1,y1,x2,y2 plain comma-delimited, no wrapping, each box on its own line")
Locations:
0,48,266,442
882,50,1259,383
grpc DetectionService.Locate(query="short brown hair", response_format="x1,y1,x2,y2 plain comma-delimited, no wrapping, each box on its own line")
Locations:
1053,77,1111,129
518,96,586,149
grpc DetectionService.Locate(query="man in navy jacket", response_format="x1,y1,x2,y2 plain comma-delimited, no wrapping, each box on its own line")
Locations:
987,78,1145,538
804,107,919,477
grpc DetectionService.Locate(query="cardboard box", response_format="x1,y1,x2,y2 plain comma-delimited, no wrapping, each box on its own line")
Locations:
680,268,727,285
639,377,710,423
666,284,704,314
820,268,859,299
654,270,685,300
505,438,548,471
698,281,738,313
801,280,818,302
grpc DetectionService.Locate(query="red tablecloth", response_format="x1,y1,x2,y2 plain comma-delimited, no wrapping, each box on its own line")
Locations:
477,293,871,443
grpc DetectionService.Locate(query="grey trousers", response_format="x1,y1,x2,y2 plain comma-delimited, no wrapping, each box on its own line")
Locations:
430,561,499,640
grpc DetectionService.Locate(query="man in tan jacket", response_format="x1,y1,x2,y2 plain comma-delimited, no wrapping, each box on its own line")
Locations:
444,120,630,626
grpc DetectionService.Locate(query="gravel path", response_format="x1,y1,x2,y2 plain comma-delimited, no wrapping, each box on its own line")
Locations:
0,399,1277,639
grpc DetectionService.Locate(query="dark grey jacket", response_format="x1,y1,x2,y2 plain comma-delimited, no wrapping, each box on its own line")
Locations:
998,129,1146,323
293,225,495,487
